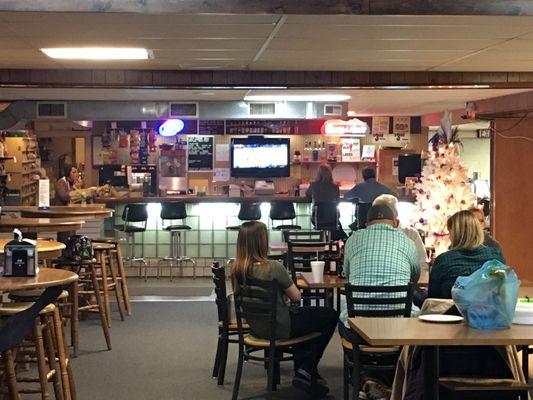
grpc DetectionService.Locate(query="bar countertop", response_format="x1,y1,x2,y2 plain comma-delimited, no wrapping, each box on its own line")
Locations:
94,195,312,204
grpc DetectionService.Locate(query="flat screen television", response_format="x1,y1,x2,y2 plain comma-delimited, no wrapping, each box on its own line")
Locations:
230,136,290,178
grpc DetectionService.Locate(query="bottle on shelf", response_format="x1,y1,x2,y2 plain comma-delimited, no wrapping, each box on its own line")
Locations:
302,141,310,163
312,141,319,162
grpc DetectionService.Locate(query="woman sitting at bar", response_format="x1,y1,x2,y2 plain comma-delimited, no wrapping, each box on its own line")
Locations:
54,164,81,206
305,164,347,240
305,164,339,203
428,210,505,298
231,221,338,397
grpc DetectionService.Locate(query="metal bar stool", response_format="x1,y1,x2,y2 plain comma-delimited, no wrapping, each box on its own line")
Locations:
115,203,148,276
225,202,262,276
269,201,301,231
157,202,196,281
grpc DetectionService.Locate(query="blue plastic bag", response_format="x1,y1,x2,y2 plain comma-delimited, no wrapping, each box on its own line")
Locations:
451,260,520,330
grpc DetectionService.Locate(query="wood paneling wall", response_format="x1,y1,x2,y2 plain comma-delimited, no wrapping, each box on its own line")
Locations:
492,118,533,281
2,69,533,89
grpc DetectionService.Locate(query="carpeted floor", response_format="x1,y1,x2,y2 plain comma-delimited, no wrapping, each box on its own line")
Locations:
71,298,345,400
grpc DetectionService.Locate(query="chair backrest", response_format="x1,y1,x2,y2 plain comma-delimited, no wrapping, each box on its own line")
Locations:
283,230,326,243
211,262,230,329
160,202,187,220
344,283,414,318
286,241,328,282
233,277,278,340
313,202,339,230
238,202,262,221
355,201,372,229
122,203,148,222
269,201,296,221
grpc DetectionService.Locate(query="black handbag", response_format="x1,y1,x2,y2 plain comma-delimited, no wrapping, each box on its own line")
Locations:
63,235,94,261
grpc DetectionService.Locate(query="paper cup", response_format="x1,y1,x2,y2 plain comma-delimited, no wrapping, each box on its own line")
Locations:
311,261,325,282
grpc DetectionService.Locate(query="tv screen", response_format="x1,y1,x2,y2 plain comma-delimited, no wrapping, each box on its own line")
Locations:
231,137,290,178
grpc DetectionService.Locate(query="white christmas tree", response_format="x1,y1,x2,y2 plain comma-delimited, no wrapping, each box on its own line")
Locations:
415,111,477,255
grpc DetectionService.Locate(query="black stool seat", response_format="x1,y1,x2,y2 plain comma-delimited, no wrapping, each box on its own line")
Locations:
226,225,241,231
164,225,191,231
123,226,147,233
273,224,301,231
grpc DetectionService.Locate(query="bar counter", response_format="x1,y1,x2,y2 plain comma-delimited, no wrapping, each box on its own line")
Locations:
94,195,310,204
90,194,418,277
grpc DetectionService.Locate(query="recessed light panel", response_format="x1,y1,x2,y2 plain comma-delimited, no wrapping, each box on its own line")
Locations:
41,47,151,60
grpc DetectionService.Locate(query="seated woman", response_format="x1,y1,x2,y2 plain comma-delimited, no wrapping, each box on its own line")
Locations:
231,221,338,397
428,210,505,298
305,164,347,240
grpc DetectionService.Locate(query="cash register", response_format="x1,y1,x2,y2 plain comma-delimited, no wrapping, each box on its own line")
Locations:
254,180,275,196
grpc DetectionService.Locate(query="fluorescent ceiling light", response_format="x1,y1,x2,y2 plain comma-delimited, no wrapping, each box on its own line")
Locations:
41,47,151,60
244,94,351,102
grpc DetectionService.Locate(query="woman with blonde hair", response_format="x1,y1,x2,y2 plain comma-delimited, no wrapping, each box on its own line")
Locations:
231,221,338,397
428,210,505,298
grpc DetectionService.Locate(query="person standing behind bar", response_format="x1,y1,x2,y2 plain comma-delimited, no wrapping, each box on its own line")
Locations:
344,167,396,203
54,164,80,205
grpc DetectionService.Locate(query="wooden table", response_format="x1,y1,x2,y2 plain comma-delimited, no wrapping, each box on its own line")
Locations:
0,217,84,240
0,268,76,292
0,239,65,260
269,241,327,253
299,271,346,289
18,205,113,220
348,317,533,399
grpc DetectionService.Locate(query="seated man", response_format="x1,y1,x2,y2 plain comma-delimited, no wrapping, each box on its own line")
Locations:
339,204,420,333
339,204,420,397
344,167,396,204
373,194,429,281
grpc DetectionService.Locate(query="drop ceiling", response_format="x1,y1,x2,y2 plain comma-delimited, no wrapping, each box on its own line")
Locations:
2,12,533,71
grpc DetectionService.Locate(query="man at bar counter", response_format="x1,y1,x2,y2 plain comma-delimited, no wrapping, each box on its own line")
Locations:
344,167,396,203
54,164,81,205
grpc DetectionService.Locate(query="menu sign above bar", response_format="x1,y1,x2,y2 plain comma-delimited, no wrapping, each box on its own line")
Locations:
187,135,214,171
198,120,225,135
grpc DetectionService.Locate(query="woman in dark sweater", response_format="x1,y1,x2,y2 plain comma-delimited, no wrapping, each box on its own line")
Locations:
428,210,505,299
305,165,346,240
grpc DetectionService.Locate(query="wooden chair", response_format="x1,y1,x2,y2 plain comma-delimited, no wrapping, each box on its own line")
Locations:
211,262,248,386
343,283,414,400
439,377,530,400
232,277,321,400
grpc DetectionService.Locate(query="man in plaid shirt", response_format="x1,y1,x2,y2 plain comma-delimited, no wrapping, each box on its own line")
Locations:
339,204,420,328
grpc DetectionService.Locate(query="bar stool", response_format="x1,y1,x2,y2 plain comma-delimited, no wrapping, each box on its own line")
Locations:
115,203,148,275
8,289,77,356
157,202,196,281
92,237,132,316
226,202,261,231
225,202,262,275
0,301,77,400
54,258,112,352
92,242,125,325
269,201,301,231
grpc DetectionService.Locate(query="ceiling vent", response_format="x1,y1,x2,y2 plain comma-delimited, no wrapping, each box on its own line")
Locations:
36,102,67,119
323,104,343,116
249,102,276,116
169,102,198,118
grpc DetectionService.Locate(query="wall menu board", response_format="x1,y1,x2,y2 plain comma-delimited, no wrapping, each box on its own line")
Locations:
187,135,214,171
199,120,225,135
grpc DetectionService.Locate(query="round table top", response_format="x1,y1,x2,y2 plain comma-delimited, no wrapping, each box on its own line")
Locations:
0,268,78,292
18,206,113,220
0,217,84,233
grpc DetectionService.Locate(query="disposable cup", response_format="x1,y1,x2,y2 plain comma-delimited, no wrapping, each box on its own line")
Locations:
311,261,325,282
